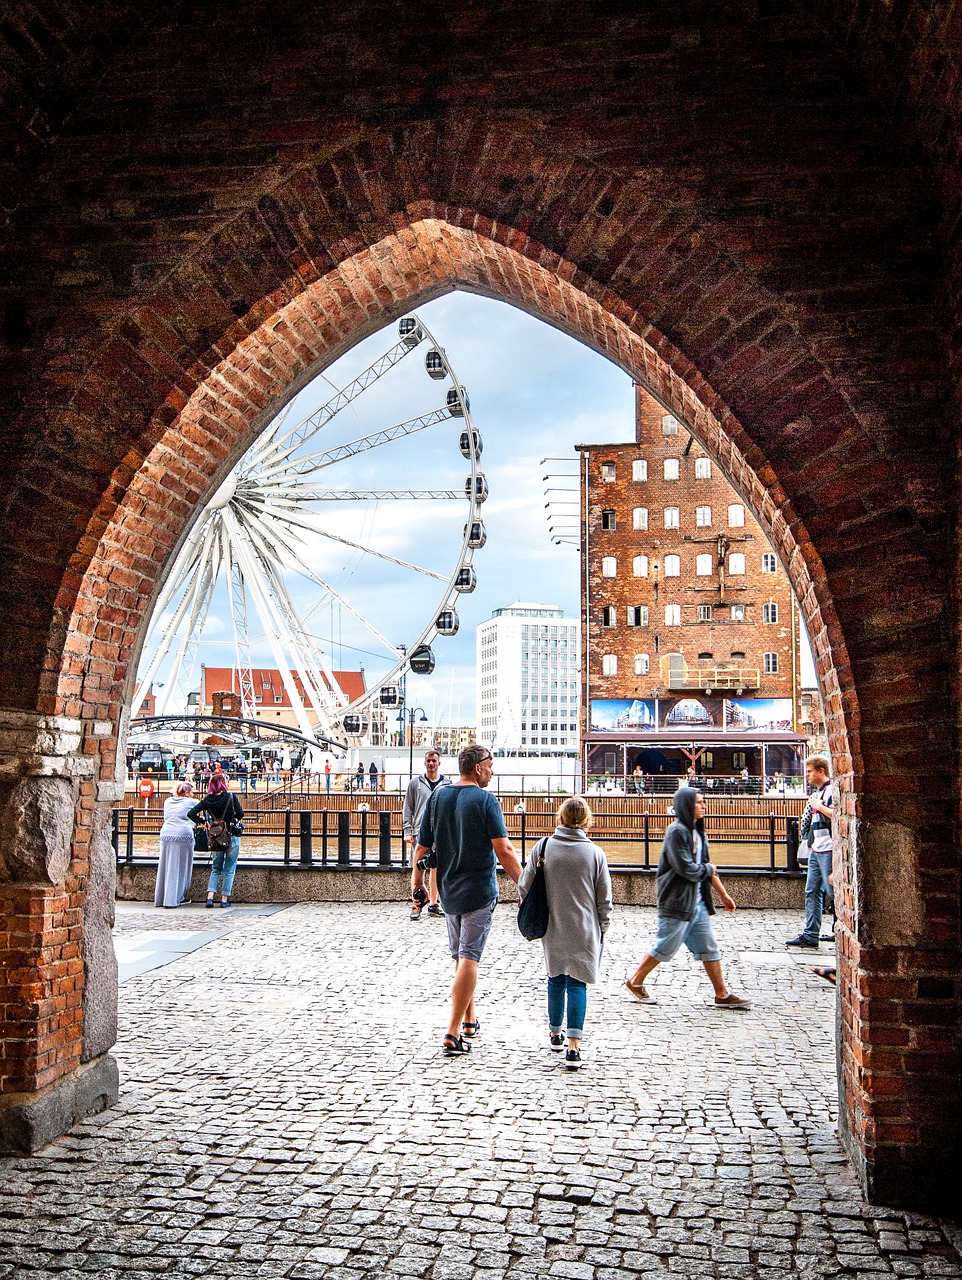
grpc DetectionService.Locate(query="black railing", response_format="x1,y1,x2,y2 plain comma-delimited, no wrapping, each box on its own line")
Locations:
113,807,805,873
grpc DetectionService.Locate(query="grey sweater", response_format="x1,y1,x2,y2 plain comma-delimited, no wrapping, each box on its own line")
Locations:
518,825,612,984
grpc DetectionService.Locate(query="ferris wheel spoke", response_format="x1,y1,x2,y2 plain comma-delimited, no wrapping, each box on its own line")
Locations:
134,523,223,710
223,557,256,720
255,504,447,581
249,334,424,474
228,533,346,733
154,559,218,716
221,506,349,719
270,488,462,502
232,505,402,662
253,407,452,485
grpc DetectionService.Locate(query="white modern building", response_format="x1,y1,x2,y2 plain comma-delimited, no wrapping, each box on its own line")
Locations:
476,602,581,755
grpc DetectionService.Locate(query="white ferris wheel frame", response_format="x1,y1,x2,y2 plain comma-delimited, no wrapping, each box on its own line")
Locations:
132,314,485,748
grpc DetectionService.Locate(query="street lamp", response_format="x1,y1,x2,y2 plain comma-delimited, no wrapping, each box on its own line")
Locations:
402,707,429,781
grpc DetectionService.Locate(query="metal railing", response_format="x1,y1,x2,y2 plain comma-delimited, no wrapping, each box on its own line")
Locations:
113,806,802,874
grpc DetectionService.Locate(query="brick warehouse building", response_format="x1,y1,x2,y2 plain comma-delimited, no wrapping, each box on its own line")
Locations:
0,3,961,1212
580,386,805,786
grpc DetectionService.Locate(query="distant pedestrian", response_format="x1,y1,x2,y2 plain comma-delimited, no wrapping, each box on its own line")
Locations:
519,795,612,1070
369,760,378,792
355,762,364,793
154,781,197,908
785,755,834,950
625,786,751,1010
324,758,331,793
405,751,451,919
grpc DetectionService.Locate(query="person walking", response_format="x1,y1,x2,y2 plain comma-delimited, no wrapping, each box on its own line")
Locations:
188,774,244,908
412,743,522,1056
154,780,198,908
518,795,612,1070
369,760,378,792
324,758,332,793
625,786,751,1009
405,750,451,919
785,755,834,950
355,761,364,793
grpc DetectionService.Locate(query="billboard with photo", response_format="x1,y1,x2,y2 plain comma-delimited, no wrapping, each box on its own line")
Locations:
589,699,657,732
725,698,794,731
658,696,725,728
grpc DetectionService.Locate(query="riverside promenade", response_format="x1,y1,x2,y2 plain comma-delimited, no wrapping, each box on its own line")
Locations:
1,902,960,1279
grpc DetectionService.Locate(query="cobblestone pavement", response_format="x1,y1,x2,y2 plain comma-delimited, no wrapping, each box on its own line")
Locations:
2,904,960,1279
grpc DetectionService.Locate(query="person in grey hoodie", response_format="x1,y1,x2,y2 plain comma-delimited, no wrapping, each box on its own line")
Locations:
518,795,612,1070
625,786,751,1010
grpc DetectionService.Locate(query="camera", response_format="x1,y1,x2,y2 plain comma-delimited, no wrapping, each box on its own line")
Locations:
416,851,437,871
412,885,428,907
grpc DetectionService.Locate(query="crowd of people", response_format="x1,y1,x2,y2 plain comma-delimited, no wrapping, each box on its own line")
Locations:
153,741,836,1058
408,745,834,1067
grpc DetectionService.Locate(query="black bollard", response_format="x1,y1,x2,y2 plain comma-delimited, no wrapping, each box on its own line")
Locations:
378,810,392,866
299,810,313,866
786,815,800,872
337,809,351,865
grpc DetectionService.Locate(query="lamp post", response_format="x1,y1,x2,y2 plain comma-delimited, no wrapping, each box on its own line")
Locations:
403,707,429,781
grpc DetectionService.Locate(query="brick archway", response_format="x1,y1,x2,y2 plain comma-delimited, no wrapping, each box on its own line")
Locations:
0,200,953,1208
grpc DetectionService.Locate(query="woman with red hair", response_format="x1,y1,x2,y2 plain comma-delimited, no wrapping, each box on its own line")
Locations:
188,773,244,908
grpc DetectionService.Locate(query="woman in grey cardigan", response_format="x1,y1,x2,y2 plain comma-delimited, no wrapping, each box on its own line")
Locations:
519,795,612,1070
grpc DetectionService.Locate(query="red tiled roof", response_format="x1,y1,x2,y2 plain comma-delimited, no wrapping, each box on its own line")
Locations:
202,666,366,707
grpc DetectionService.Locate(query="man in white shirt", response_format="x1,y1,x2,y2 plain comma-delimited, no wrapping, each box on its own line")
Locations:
786,755,834,949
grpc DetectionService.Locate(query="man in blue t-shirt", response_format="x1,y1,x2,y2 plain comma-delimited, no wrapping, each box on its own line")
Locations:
413,743,522,1056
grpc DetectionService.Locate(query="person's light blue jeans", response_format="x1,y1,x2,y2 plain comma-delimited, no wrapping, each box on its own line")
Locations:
207,835,240,897
803,848,833,942
547,974,587,1038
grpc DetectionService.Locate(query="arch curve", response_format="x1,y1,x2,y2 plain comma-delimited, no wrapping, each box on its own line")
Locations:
64,214,854,797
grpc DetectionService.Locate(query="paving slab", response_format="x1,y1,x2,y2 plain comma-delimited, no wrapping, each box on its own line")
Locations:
1,904,959,1278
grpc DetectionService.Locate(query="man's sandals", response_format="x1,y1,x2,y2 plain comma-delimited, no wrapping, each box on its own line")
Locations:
442,1018,479,1056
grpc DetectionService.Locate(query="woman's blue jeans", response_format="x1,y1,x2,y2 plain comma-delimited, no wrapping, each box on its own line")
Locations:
547,974,587,1038
207,836,240,897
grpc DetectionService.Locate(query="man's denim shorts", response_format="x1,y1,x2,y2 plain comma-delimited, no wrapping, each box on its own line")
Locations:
650,901,720,963
445,899,497,963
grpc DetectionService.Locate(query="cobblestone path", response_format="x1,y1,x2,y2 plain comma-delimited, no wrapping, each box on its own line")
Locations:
1,904,960,1279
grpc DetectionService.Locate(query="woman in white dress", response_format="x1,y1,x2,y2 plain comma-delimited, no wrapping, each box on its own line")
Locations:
518,795,612,1070
154,780,197,908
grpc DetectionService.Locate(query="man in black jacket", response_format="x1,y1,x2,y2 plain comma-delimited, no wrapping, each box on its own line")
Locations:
625,786,751,1009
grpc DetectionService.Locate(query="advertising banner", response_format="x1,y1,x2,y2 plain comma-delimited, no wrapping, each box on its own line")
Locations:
658,696,725,728
589,699,657,732
725,698,794,731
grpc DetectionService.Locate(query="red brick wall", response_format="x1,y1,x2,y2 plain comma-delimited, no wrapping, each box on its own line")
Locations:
581,386,800,715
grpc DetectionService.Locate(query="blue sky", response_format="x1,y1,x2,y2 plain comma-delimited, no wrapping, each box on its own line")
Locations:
148,290,814,725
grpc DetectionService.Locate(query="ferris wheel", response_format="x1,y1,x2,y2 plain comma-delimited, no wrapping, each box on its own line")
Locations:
133,314,487,749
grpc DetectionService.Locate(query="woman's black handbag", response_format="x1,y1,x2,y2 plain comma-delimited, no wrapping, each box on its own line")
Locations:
517,838,549,941
193,825,209,853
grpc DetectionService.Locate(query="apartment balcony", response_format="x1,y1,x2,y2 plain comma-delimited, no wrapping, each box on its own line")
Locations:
666,663,760,693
